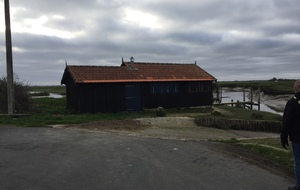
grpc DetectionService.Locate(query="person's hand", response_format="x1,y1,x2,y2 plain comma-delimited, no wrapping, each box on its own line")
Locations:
281,139,289,149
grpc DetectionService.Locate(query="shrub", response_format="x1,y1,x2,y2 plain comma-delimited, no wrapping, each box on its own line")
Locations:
156,107,166,117
211,110,222,116
0,76,32,113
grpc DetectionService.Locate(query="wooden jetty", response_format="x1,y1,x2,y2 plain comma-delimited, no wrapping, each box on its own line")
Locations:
214,87,261,111
215,100,260,111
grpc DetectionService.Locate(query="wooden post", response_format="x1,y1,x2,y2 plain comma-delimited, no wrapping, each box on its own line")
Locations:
243,87,245,108
216,85,219,103
4,0,15,115
220,86,223,103
258,89,261,111
250,87,253,110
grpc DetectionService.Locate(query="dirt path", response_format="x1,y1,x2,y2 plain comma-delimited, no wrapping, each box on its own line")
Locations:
61,116,279,141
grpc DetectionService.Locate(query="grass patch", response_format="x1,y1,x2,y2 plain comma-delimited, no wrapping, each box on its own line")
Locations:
220,137,294,172
1,96,280,128
0,97,213,127
197,105,282,122
220,106,282,121
241,137,282,148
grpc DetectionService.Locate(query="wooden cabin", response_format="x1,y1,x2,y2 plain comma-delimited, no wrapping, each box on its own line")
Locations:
61,60,217,113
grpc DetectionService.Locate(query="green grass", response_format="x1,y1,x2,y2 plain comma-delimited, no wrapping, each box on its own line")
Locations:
197,105,282,122
0,97,214,127
221,138,294,171
0,96,281,127
240,138,282,149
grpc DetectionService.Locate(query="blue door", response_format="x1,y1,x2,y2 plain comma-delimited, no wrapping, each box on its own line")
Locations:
125,83,141,111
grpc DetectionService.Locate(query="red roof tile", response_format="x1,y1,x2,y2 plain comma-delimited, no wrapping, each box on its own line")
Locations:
62,62,216,84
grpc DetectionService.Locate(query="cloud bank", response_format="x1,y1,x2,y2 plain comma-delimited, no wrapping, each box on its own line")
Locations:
0,0,299,85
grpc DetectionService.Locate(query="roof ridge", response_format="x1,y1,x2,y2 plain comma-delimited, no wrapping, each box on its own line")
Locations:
68,65,120,68
123,61,195,65
61,62,217,84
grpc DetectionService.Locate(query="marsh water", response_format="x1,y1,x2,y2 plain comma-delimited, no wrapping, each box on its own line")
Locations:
219,90,283,115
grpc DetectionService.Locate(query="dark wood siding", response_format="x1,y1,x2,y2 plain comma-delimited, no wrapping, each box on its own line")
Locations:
64,79,213,113
63,72,77,111
140,81,213,109
76,83,125,113
184,81,213,107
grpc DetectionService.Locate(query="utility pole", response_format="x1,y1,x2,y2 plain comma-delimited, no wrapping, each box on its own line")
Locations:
4,0,15,115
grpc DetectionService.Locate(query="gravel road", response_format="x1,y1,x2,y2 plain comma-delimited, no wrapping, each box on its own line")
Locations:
0,125,291,190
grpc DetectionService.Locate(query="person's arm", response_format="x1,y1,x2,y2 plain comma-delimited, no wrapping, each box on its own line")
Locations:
281,100,293,149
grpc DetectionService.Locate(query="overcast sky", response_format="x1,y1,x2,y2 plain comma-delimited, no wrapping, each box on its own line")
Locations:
0,0,299,85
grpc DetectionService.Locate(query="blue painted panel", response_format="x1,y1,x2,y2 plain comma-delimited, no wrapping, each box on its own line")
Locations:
125,83,141,111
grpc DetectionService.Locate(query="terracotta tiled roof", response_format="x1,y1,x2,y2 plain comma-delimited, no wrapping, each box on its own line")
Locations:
62,62,216,84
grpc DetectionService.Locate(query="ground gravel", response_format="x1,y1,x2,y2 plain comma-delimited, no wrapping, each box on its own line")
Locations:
61,116,279,141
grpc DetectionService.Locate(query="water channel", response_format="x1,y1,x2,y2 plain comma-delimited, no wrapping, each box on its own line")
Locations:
219,90,283,115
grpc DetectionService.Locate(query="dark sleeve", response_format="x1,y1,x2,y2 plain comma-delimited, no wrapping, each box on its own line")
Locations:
281,100,293,140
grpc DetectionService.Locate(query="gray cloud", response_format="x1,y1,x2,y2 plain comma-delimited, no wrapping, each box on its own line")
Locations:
0,0,299,85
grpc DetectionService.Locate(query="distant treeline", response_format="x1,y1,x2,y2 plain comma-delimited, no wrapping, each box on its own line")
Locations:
217,79,296,95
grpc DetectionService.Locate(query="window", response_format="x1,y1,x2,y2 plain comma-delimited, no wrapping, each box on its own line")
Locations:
151,83,178,94
188,82,211,93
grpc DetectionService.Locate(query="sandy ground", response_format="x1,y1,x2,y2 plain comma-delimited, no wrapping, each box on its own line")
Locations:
61,116,279,141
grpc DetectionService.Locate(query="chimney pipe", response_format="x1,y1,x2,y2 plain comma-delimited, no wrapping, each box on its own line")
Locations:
130,57,135,69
